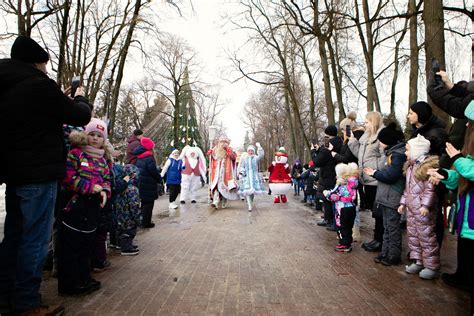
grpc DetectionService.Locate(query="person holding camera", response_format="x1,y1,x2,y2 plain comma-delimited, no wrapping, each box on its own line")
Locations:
312,125,343,229
332,112,363,241
0,36,93,315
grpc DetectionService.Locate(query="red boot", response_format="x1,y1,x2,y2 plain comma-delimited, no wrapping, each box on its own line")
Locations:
280,195,287,203
274,195,281,203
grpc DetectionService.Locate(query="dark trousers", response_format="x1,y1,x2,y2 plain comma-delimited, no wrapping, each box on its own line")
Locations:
374,217,384,243
435,206,444,247
323,198,334,225
457,237,474,314
57,224,95,291
141,201,154,226
93,228,108,265
357,183,365,209
337,206,356,246
381,205,402,259
119,227,137,251
0,181,57,313
168,184,181,203
364,185,377,210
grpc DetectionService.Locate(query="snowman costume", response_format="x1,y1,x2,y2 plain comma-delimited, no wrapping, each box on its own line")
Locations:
268,147,292,203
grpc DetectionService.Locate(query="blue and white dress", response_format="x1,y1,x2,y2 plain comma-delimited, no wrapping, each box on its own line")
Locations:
238,147,265,196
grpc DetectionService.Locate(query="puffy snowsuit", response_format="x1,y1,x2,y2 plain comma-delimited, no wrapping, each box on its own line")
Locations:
400,155,440,270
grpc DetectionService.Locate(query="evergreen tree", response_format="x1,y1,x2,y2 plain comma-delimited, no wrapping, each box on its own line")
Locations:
167,66,204,150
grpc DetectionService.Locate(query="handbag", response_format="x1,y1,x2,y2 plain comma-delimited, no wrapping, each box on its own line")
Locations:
447,201,458,235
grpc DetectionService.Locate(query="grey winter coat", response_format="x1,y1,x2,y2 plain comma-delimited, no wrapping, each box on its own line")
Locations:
400,155,440,270
348,127,385,186
373,143,406,209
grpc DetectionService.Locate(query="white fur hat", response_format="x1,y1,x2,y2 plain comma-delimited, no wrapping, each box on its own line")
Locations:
247,145,256,153
407,134,431,161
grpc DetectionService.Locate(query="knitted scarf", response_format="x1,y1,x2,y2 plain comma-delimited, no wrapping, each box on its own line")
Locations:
81,145,105,158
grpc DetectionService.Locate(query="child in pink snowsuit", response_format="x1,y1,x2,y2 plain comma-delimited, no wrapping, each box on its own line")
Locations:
398,135,440,280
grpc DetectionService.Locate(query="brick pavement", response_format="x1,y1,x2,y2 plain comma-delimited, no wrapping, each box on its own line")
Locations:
34,188,470,315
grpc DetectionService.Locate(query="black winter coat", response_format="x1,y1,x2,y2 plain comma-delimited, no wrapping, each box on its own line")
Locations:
311,136,342,190
427,75,473,119
412,115,448,157
0,59,92,185
134,145,162,203
333,141,358,164
427,74,470,166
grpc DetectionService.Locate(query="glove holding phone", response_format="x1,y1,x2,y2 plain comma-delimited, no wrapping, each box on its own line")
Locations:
71,76,81,97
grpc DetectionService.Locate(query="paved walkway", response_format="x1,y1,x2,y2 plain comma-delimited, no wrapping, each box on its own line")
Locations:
18,187,472,314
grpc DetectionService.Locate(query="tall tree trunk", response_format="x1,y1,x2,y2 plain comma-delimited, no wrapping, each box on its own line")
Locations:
390,13,409,119
312,3,335,125
361,0,381,112
327,38,345,122
422,0,449,123
56,0,71,86
109,0,142,140
283,83,298,158
408,0,419,107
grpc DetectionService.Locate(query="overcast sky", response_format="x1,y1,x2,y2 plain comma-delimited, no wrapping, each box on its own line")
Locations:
148,0,258,148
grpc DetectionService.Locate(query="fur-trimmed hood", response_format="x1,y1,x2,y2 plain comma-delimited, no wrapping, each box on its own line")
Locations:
403,155,439,181
69,130,88,147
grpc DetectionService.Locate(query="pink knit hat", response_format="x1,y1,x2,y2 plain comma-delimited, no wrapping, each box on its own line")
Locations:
140,137,155,150
85,118,108,139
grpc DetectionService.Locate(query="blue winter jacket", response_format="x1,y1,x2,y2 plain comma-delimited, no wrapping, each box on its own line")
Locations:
373,142,406,209
164,158,183,185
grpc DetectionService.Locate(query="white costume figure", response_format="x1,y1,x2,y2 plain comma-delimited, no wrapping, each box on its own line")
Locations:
178,145,207,204
237,143,265,211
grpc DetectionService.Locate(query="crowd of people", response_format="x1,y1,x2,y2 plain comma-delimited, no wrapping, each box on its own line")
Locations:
0,34,472,316
290,72,473,312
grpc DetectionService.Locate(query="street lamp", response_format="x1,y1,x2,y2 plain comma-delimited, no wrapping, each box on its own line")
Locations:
208,125,218,150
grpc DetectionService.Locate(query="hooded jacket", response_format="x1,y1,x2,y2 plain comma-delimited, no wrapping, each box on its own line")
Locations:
440,155,474,240
373,142,406,209
0,59,92,185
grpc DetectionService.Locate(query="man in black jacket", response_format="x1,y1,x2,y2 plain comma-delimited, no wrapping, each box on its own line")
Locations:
311,125,342,229
0,36,92,315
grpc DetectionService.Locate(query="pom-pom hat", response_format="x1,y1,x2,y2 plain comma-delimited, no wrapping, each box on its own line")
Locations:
85,118,108,139
377,122,405,147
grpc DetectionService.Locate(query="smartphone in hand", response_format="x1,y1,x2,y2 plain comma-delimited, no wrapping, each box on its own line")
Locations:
345,125,351,137
71,76,81,97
